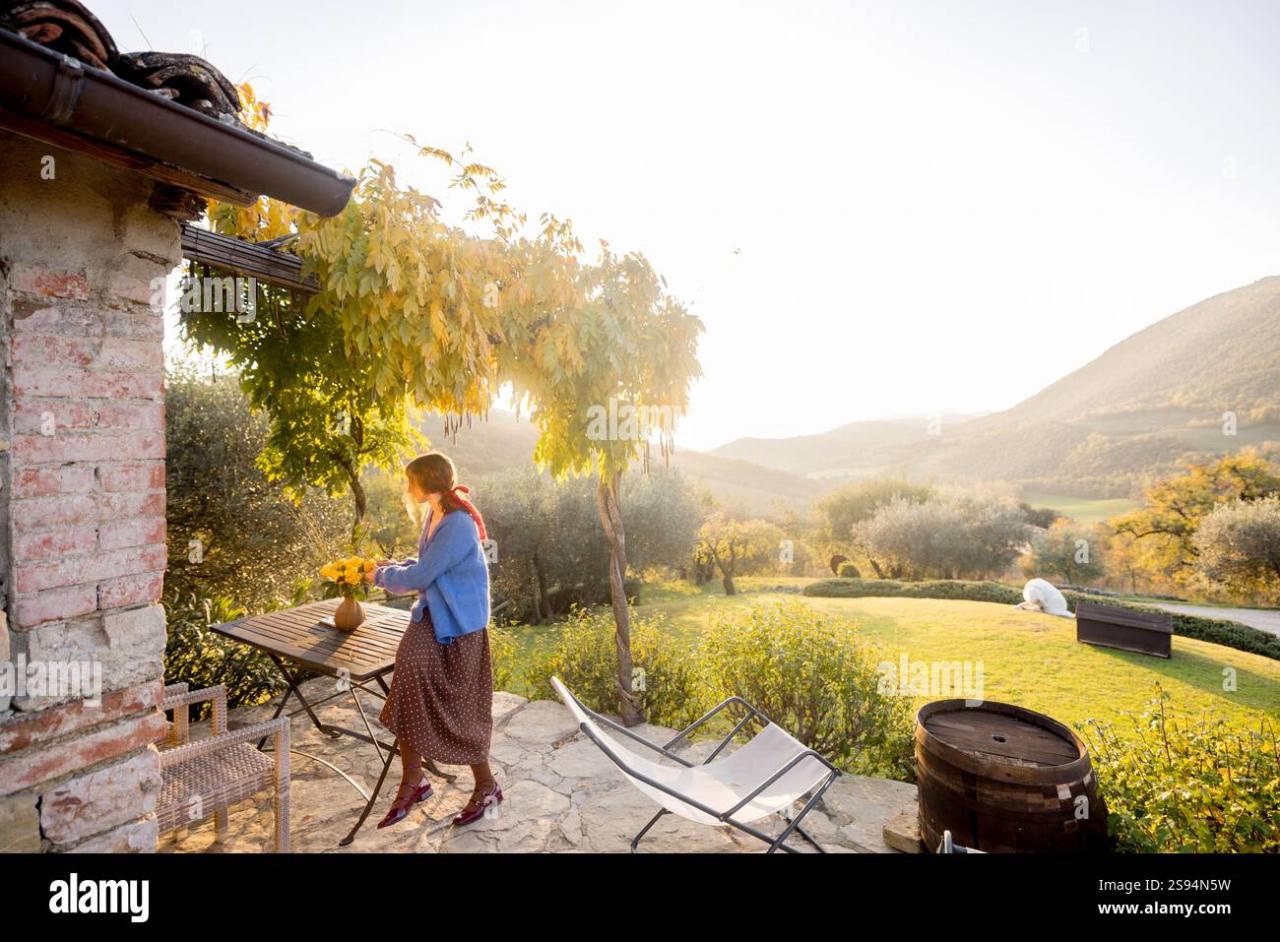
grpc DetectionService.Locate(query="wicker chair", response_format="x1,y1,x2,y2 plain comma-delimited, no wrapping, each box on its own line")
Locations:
156,682,291,852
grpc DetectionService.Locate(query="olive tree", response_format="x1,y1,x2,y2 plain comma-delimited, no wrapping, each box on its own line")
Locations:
1193,497,1280,603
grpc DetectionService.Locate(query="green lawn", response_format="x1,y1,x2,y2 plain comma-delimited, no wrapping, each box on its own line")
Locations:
506,578,1280,735
1021,491,1140,525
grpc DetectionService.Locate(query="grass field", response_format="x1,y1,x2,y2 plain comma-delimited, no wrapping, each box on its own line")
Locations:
504,578,1280,735
1021,491,1140,525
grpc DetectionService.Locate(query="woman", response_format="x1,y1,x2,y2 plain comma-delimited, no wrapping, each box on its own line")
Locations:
365,451,501,829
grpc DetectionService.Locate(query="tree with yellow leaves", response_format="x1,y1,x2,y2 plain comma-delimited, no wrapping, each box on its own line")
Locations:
1109,448,1280,593
190,88,703,724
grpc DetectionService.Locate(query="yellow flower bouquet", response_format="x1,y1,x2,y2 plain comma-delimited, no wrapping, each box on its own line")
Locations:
320,556,378,631
320,556,376,600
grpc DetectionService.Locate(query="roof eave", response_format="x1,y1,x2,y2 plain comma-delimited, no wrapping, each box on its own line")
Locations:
0,28,356,217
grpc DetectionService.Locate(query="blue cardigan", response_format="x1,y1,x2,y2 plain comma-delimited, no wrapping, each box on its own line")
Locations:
373,507,491,644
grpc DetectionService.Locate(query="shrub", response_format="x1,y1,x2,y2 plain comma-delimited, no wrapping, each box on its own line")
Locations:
804,577,1023,605
165,370,350,613
487,623,519,695
698,601,915,780
524,607,707,731
1078,686,1280,852
163,591,286,715
544,578,643,616
837,561,862,578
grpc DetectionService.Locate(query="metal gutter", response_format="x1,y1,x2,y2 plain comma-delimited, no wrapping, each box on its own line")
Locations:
0,28,355,216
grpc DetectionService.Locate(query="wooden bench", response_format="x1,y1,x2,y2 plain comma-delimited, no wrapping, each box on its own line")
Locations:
1075,601,1173,658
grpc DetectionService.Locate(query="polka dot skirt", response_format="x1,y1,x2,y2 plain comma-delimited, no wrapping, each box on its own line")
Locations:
379,610,494,765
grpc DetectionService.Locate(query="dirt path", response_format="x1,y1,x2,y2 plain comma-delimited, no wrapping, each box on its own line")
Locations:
1153,603,1280,638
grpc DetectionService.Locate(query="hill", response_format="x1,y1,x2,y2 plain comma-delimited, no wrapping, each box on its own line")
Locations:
417,410,820,516
414,277,1280,505
419,409,540,481
711,276,1280,496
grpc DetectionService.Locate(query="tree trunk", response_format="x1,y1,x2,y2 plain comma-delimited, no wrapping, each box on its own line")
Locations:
345,464,368,550
532,552,551,623
596,471,642,726
343,416,368,550
720,541,738,595
718,551,737,595
693,555,710,585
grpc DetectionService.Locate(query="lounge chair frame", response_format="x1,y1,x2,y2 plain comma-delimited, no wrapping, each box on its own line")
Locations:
555,681,842,854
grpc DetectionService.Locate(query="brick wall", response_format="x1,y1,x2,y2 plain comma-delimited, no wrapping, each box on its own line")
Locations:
0,130,175,852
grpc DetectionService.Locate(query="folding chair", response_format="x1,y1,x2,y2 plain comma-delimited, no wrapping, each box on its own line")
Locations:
550,676,841,853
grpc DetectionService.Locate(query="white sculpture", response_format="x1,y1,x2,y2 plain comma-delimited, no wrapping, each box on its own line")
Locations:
1016,578,1072,617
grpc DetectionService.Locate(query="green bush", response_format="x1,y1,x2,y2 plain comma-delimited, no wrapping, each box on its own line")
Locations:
698,601,916,781
543,577,643,618
805,577,1022,605
487,623,519,695
522,601,916,782
837,562,862,578
524,607,707,731
163,591,287,716
1078,685,1280,852
804,578,1280,661
165,370,350,615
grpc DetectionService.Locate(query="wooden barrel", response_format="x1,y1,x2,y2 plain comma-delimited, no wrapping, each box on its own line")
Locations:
915,699,1109,853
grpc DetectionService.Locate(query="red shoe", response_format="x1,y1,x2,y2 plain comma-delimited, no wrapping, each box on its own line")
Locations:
452,780,503,827
376,778,433,830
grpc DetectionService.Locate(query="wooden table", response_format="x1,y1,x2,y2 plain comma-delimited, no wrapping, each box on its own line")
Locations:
209,598,456,846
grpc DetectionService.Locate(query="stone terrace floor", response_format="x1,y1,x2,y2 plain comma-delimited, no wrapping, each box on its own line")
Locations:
160,676,917,853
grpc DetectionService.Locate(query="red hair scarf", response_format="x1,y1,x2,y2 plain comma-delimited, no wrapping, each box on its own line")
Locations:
448,484,488,543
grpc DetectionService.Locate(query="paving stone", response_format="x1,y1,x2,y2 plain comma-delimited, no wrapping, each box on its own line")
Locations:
159,691,916,854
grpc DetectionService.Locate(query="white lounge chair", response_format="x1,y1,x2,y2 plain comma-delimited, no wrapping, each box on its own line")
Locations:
550,676,841,853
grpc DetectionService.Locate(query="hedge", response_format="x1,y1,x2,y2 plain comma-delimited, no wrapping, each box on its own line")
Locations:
804,577,1022,605
802,578,1280,661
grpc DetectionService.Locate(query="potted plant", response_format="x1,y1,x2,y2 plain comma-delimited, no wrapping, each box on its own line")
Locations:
320,556,377,631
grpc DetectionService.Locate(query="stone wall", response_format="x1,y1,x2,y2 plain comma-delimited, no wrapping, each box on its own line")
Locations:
0,130,176,852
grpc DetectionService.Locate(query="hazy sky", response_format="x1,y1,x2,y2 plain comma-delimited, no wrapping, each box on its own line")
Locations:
100,0,1280,450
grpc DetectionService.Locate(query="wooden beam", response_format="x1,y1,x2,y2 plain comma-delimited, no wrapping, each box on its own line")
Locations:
180,224,318,294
